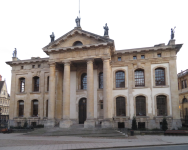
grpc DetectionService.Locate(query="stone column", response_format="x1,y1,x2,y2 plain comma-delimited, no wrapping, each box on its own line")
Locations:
44,62,56,127
60,61,72,128
102,57,112,128
169,59,182,129
9,71,16,126
84,59,95,128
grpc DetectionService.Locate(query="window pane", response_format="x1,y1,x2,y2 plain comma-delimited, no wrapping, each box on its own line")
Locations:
116,97,126,116
81,73,87,89
33,100,38,117
135,69,145,87
136,96,146,116
155,68,165,86
157,95,167,116
20,78,25,92
33,77,39,91
19,101,24,117
99,72,103,89
116,71,125,88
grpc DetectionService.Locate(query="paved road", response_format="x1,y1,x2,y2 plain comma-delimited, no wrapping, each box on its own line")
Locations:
92,145,188,150
0,133,188,150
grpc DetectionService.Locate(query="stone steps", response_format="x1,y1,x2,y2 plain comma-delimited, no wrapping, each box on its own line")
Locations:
26,127,127,137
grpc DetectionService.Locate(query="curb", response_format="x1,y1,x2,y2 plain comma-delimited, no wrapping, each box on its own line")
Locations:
74,143,188,150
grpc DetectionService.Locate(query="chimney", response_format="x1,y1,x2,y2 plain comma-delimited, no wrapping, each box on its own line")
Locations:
0,75,2,81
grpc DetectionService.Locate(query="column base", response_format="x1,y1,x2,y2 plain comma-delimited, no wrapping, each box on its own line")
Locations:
84,119,96,128
44,119,55,128
102,120,113,128
59,119,72,128
171,119,182,130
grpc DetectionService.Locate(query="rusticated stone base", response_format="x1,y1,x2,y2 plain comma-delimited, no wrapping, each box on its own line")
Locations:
44,119,55,128
102,120,113,128
84,120,96,128
59,120,72,128
171,119,182,130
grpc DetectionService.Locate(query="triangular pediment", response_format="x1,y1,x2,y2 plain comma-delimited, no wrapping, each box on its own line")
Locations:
43,28,114,51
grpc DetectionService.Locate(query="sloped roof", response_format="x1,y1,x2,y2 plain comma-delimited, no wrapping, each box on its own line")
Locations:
43,27,114,51
0,81,4,92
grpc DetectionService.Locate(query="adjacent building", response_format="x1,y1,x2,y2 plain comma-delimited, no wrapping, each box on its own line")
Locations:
0,75,10,124
6,23,183,129
178,70,188,125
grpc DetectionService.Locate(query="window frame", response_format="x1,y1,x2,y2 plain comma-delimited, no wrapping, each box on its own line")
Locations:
19,78,25,93
134,69,145,87
81,73,87,90
136,96,146,116
157,95,167,116
155,68,165,86
99,72,103,89
115,71,125,88
18,100,24,117
32,100,38,117
116,97,126,116
33,76,40,92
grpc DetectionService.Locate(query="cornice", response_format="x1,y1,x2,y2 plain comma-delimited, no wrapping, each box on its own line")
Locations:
6,58,49,66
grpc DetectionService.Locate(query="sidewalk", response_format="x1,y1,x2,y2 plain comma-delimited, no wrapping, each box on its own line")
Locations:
0,133,188,150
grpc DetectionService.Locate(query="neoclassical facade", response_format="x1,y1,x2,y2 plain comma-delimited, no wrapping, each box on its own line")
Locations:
6,26,183,129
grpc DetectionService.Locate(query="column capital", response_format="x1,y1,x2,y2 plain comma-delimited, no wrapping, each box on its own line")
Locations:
85,58,94,64
62,60,71,66
101,56,111,61
48,61,56,66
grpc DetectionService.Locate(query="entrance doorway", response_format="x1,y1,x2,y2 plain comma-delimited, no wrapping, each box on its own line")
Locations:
79,98,87,124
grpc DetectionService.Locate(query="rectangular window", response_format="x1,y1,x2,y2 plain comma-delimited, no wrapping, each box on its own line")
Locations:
182,80,185,89
138,122,145,129
141,55,145,59
32,65,35,68
38,64,41,68
133,56,137,60
21,66,24,69
157,53,161,57
184,80,187,88
118,57,121,61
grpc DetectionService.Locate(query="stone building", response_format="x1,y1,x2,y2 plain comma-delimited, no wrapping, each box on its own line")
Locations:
6,22,183,129
178,70,188,125
0,75,10,122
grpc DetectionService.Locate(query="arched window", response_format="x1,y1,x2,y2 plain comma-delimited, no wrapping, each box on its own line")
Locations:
99,72,103,89
157,95,167,116
47,76,49,91
18,100,24,117
135,69,145,87
81,73,87,89
116,71,125,88
33,76,39,92
136,96,146,116
46,100,48,117
155,68,165,86
19,78,25,92
73,41,83,46
116,97,126,116
32,100,38,117
183,97,188,103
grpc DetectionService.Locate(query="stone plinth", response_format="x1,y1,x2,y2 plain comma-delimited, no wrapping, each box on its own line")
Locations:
84,120,96,128
44,119,55,128
102,120,113,128
168,39,175,45
59,120,72,128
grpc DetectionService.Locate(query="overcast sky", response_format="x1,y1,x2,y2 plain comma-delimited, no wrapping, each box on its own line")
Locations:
0,0,187,93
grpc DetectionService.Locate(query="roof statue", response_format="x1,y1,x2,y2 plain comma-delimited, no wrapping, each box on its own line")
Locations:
50,32,55,42
171,27,176,40
75,16,81,27
13,48,17,57
103,23,109,36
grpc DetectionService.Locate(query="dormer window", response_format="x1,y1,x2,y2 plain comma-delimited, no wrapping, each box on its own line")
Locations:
73,41,83,46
